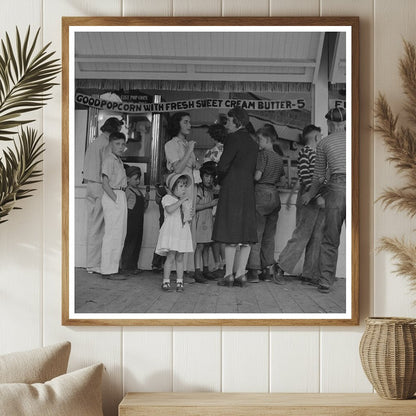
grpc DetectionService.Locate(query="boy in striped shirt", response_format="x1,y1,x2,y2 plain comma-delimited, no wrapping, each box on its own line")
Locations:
302,107,346,293
273,125,325,286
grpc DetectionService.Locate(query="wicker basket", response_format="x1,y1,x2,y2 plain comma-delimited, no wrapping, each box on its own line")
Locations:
359,317,416,399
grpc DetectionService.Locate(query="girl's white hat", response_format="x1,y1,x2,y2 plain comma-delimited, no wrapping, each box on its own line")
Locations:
165,172,192,192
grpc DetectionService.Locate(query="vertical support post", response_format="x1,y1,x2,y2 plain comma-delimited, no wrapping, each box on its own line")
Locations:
86,107,99,146
313,35,329,137
150,95,162,185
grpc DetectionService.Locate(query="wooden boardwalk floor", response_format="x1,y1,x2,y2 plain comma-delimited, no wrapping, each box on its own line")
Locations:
75,268,346,314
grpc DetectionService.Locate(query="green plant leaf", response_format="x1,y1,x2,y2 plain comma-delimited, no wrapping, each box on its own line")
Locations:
0,127,45,222
0,27,61,140
15,27,23,74
0,27,58,223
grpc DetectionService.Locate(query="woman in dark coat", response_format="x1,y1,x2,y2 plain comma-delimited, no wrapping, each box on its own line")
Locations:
212,106,258,287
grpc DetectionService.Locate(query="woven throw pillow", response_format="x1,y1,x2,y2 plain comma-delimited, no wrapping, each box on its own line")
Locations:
0,363,104,416
0,341,71,384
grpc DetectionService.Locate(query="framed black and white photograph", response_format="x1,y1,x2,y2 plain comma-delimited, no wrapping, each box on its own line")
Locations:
62,16,359,326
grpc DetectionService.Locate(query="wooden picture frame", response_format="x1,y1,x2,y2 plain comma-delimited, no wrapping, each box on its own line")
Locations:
62,16,359,326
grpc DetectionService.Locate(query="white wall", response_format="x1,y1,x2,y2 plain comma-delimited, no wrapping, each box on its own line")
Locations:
1,1,416,415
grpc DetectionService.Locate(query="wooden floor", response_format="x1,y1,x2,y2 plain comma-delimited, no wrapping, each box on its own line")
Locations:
75,268,346,314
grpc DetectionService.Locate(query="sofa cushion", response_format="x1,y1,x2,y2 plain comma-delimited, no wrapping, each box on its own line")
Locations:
0,341,71,384
0,363,104,416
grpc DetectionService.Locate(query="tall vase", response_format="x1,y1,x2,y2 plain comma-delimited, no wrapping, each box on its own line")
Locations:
359,317,416,399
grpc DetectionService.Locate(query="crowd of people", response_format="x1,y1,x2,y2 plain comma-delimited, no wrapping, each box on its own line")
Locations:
82,105,346,296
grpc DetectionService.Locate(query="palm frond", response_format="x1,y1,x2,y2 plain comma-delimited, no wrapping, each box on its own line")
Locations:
0,127,44,223
0,27,61,141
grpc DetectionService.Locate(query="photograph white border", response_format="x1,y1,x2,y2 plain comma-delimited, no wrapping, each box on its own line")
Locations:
62,17,359,326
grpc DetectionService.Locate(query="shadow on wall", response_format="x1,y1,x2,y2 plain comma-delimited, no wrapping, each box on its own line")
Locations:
123,368,217,394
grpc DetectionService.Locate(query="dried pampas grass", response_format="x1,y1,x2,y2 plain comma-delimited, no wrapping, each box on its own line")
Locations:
378,237,416,294
376,40,416,296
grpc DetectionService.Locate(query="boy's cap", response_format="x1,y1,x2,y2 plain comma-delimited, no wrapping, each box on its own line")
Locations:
325,107,346,122
165,172,192,192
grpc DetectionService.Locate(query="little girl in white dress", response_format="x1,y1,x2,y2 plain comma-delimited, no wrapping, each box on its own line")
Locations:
155,172,194,292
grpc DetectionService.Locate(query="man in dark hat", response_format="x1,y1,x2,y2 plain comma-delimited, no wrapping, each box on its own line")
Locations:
301,107,346,293
83,116,123,274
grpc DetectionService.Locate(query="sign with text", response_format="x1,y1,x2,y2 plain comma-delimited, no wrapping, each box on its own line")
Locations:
329,99,346,109
75,93,306,113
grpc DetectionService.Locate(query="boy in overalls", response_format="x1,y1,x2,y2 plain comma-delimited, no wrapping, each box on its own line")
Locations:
121,166,150,274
